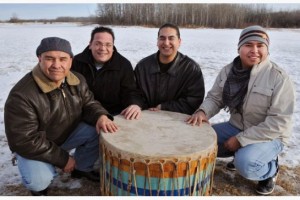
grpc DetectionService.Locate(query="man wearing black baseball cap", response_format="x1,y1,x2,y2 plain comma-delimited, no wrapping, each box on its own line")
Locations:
4,37,118,195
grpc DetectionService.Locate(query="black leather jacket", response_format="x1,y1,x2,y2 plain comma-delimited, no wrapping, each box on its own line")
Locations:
71,46,146,115
4,65,112,168
135,51,205,115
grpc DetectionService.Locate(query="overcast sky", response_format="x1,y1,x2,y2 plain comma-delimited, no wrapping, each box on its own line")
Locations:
0,3,300,21
0,4,98,20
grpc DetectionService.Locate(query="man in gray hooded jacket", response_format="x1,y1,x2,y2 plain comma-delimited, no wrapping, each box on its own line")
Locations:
187,25,295,195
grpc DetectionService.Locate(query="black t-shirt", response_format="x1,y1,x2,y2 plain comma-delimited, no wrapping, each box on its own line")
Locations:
158,53,178,73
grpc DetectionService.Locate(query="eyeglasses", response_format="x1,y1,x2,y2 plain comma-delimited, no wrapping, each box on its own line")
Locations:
94,42,113,48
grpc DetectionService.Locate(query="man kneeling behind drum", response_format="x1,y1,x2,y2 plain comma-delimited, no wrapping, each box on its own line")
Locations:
186,25,295,195
4,37,118,196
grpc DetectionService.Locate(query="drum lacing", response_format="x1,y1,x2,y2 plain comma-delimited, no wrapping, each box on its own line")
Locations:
132,170,138,196
158,159,167,195
130,158,138,196
127,158,134,195
100,144,105,195
192,158,201,196
156,160,164,196
108,151,113,195
116,154,123,195
100,143,218,196
207,145,218,195
186,159,191,195
170,159,179,196
140,159,150,195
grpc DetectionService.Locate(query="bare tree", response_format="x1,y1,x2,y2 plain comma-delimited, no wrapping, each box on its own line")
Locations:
95,3,300,28
9,13,20,23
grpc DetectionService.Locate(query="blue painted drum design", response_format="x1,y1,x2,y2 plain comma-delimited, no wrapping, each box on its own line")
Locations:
100,110,217,196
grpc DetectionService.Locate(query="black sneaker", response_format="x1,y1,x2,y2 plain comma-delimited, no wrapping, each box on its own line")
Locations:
255,173,278,195
30,188,48,196
226,160,236,171
256,157,279,195
71,169,100,182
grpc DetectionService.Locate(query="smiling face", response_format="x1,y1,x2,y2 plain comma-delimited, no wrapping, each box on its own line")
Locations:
89,32,114,64
238,40,268,69
157,27,181,64
38,51,72,87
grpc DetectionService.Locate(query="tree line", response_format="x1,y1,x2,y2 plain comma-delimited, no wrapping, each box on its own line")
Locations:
5,16,97,24
95,4,300,28
4,4,299,28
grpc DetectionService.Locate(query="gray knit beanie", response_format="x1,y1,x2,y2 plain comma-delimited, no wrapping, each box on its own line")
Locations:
36,37,73,57
238,25,269,49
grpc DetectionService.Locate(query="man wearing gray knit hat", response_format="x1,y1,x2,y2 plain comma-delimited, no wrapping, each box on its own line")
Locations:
187,25,295,195
238,25,270,49
36,37,74,57
5,36,118,195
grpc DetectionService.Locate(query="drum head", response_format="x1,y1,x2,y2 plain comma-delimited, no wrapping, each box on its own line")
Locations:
100,110,216,162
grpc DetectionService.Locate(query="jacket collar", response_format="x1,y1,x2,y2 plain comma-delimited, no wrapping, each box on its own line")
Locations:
245,56,271,95
32,64,80,93
152,51,182,76
250,56,271,76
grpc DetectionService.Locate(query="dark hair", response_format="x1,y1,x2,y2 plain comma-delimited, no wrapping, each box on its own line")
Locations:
90,26,115,43
158,23,180,39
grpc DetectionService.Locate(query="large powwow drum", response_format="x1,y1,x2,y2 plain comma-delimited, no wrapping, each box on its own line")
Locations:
100,110,217,196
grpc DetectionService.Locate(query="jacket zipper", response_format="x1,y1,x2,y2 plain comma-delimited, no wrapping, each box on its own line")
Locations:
61,88,66,98
61,88,71,121
88,63,99,88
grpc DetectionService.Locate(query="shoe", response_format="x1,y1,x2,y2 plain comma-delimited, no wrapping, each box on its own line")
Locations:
71,169,100,182
255,173,278,195
30,188,48,196
226,160,236,171
256,158,279,195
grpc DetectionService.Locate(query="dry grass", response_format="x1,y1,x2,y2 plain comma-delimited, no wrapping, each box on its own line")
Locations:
2,159,300,196
212,160,300,196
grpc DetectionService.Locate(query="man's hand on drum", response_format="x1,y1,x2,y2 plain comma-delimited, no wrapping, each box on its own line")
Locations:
148,104,161,111
120,104,142,120
186,110,210,126
96,115,119,133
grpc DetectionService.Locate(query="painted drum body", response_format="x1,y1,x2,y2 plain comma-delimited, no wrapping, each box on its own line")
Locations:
100,110,217,196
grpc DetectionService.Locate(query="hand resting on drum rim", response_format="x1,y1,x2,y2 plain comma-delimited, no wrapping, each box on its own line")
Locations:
186,109,210,126
96,115,119,133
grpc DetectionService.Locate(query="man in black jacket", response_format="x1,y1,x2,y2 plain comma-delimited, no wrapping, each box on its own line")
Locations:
4,37,118,195
72,26,145,119
135,23,205,115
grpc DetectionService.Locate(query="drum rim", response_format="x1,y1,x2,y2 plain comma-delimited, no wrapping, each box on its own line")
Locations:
100,110,217,162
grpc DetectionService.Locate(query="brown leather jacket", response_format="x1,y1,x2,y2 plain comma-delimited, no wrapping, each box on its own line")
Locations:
4,65,112,168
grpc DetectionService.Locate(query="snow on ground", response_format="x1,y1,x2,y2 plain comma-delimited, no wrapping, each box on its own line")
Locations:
0,23,299,194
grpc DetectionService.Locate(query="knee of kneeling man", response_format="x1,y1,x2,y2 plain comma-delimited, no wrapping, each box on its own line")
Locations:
22,173,53,191
235,159,263,179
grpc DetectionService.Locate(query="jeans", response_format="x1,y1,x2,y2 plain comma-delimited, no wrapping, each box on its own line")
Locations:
212,121,284,181
16,122,99,192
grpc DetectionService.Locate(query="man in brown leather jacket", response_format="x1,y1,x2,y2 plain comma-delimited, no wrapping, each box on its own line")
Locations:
4,37,118,195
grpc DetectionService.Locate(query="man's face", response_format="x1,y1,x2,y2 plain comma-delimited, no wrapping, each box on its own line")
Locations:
239,41,268,69
157,27,181,63
38,51,72,86
89,32,114,64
